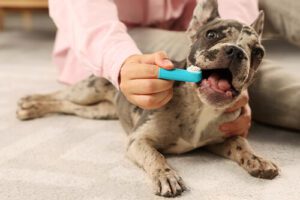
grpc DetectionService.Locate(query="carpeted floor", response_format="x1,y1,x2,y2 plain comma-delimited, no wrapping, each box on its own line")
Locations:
0,26,300,199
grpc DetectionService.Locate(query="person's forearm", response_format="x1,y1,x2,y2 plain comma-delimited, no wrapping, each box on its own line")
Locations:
217,0,259,25
49,0,141,88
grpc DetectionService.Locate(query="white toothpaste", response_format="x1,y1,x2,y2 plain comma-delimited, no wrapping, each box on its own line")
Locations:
187,65,201,73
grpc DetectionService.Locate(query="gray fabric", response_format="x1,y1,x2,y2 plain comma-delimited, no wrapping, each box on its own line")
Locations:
249,59,300,131
128,28,191,61
129,28,300,131
0,30,300,200
259,0,300,46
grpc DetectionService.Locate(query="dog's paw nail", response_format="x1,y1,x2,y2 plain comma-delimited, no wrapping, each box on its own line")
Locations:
153,169,186,197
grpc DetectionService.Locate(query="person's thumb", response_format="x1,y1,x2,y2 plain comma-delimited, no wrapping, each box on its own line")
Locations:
154,51,174,70
140,51,174,70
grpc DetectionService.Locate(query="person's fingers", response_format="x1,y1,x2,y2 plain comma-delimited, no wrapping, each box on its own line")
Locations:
154,51,174,69
138,52,158,64
222,118,250,137
225,90,249,113
140,51,174,69
124,79,174,94
242,129,250,138
130,89,173,110
157,88,173,108
121,63,159,80
220,104,252,137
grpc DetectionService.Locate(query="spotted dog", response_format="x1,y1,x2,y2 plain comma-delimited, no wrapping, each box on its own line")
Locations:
17,0,279,197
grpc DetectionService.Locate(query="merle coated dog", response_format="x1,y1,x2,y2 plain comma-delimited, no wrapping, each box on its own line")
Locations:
17,0,279,197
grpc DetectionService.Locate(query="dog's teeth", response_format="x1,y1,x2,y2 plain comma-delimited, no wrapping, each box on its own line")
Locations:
225,91,232,97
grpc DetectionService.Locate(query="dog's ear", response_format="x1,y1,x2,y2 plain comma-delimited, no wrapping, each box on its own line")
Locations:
187,0,220,42
251,11,264,40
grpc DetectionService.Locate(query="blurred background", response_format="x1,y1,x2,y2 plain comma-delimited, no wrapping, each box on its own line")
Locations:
0,0,299,86
0,0,57,87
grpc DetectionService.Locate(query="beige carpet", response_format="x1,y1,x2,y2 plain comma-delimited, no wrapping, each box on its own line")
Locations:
0,27,300,199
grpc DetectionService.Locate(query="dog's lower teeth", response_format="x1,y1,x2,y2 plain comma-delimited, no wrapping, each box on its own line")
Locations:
225,91,232,97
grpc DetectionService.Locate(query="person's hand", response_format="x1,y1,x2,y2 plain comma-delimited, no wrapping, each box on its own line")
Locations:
219,90,252,137
120,51,174,110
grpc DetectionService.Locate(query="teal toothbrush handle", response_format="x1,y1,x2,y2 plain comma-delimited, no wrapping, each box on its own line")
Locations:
158,68,202,82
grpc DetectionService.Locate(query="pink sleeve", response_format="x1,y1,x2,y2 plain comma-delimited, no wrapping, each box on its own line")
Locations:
217,0,259,25
49,0,141,88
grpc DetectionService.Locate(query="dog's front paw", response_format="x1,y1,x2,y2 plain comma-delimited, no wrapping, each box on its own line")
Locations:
16,99,47,120
243,154,279,179
152,168,186,197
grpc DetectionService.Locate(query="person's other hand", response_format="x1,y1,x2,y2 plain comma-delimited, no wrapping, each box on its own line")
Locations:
219,90,252,137
120,51,174,110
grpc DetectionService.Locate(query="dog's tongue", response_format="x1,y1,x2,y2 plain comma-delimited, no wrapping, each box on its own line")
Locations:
203,73,232,94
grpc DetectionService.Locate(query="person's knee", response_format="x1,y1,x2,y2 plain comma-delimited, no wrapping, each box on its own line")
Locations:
128,28,190,61
259,0,300,46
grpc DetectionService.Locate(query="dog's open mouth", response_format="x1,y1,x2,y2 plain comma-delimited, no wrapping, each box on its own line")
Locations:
198,68,239,98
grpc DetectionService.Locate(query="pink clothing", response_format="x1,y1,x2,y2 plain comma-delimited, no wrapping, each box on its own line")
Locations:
49,0,259,88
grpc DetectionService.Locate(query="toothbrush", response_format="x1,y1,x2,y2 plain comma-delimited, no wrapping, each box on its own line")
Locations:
158,65,202,83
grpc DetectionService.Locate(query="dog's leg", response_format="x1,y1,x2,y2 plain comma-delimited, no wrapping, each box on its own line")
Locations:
17,76,117,120
206,136,279,179
17,100,118,120
126,137,186,197
19,76,116,105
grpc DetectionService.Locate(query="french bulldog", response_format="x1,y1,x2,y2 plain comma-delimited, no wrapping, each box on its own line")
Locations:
17,0,279,197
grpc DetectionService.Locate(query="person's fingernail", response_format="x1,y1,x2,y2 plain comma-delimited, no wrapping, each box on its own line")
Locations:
162,59,173,66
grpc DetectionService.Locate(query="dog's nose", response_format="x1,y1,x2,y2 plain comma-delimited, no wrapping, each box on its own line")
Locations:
225,46,245,60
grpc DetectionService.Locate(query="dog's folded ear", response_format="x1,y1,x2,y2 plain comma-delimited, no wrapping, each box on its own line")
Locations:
251,11,265,41
187,0,220,42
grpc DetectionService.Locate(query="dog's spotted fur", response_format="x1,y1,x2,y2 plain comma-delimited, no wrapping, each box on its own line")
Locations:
16,0,278,197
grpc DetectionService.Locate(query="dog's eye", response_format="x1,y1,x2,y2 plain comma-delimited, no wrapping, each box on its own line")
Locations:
206,30,218,40
252,48,264,59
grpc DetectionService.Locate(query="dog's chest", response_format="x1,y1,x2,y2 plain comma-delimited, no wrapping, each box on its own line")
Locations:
165,105,225,154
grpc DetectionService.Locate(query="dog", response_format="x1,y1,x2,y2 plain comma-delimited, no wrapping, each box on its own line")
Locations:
16,0,279,197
